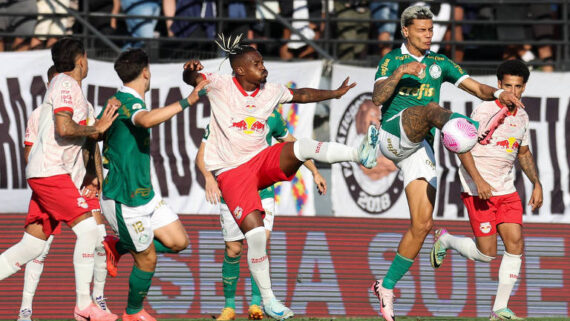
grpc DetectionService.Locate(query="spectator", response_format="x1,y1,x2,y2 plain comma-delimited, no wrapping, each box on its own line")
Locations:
224,1,257,47
170,0,216,51
0,0,37,51
31,0,70,49
120,0,160,49
334,0,369,61
279,0,321,60
442,4,465,62
163,0,175,37
370,1,398,58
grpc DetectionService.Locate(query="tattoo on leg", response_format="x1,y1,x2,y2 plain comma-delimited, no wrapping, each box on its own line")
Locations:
402,103,452,143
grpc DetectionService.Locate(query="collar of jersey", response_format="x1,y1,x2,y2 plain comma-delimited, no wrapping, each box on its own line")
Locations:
233,77,260,97
119,85,144,100
494,99,518,116
400,43,429,62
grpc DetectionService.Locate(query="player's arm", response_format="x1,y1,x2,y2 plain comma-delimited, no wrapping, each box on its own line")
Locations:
372,61,425,106
182,59,206,86
517,145,543,210
457,151,496,200
133,81,209,128
279,134,327,195
55,103,119,139
196,141,222,204
24,146,32,163
290,77,356,103
458,77,524,109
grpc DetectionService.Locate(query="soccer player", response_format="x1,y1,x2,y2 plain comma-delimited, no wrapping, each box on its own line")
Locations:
0,37,119,321
98,48,207,321
368,6,524,321
196,110,327,321
17,65,114,321
430,60,541,321
183,33,378,320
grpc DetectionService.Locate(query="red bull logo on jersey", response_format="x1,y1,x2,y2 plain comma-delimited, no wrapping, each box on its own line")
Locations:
230,116,266,135
398,84,435,100
495,137,520,153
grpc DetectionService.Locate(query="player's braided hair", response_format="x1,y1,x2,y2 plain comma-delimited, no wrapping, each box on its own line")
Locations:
214,33,256,69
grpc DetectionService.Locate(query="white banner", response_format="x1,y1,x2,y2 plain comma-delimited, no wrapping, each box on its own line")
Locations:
0,50,321,215
330,63,570,223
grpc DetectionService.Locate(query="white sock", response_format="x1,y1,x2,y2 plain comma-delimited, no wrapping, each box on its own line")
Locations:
71,217,98,310
493,252,522,312
293,138,358,163
245,226,275,305
92,224,107,301
0,233,46,280
440,233,495,262
20,235,54,313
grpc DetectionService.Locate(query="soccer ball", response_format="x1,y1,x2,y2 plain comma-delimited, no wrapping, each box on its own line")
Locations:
440,117,478,153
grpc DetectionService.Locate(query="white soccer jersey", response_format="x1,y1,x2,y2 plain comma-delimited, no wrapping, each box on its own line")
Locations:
26,73,94,183
459,100,530,196
24,106,41,147
202,73,293,172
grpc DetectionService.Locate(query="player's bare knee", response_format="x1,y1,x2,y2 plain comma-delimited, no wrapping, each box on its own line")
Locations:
169,235,190,253
411,218,433,237
134,247,158,270
225,241,243,257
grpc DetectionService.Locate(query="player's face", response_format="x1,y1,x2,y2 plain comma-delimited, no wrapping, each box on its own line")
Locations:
498,74,526,100
242,51,268,85
403,19,433,54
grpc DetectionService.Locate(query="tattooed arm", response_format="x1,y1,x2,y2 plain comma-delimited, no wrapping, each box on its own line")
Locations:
517,145,543,211
372,61,425,106
54,104,118,138
291,77,356,103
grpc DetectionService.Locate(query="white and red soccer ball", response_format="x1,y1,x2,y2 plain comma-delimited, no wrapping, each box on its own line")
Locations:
441,118,478,154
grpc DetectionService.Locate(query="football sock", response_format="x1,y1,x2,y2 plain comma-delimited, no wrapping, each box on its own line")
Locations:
382,253,414,290
493,252,522,311
0,232,46,280
245,227,275,305
126,266,154,315
153,239,176,254
449,112,479,129
71,217,98,310
20,235,54,312
92,224,107,301
293,138,358,163
222,252,241,309
440,233,495,262
250,274,262,306
116,240,130,256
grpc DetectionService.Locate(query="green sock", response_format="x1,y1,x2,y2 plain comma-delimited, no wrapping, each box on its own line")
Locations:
222,252,241,309
250,274,261,306
126,266,154,314
382,253,414,290
153,239,176,253
450,112,479,129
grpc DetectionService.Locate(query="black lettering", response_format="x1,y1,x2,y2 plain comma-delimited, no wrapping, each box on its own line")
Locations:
546,98,564,214
30,75,46,109
150,88,169,196
7,78,27,188
0,90,23,188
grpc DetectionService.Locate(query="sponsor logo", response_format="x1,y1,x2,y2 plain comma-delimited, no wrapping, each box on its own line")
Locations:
398,84,435,100
380,59,390,76
131,188,151,198
234,206,243,220
315,142,323,153
510,273,519,279
480,222,492,234
494,137,520,153
82,253,94,258
386,138,401,157
77,197,88,209
229,116,266,135
139,233,149,244
429,64,442,79
251,255,268,264
62,80,72,89
132,103,142,110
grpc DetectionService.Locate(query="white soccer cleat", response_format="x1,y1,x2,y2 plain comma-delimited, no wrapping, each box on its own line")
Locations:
263,298,294,320
490,307,524,320
358,124,379,169
17,308,32,321
94,296,112,314
370,280,395,321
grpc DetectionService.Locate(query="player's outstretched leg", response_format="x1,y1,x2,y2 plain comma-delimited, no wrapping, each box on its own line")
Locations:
430,228,495,269
0,232,46,281
216,241,242,321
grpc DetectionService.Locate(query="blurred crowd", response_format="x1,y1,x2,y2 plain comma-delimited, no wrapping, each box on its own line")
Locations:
0,0,563,71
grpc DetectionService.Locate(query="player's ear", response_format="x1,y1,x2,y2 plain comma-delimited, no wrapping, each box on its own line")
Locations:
401,26,409,38
143,66,150,80
234,65,245,76
497,80,503,89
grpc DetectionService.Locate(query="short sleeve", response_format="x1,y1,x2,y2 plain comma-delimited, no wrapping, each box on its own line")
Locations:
201,72,222,89
521,121,530,147
375,54,398,81
24,108,40,146
52,79,77,115
269,110,289,139
278,85,294,104
442,55,469,86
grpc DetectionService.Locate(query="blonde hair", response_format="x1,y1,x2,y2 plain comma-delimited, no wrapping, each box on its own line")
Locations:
400,5,434,36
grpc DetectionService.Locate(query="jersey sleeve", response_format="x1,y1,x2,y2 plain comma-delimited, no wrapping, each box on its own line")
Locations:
268,110,289,140
24,108,40,146
200,72,222,89
521,118,530,147
442,55,469,86
52,79,77,115
203,124,210,142
375,54,398,81
277,84,294,104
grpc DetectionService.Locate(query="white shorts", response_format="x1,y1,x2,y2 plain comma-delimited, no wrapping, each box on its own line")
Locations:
101,194,179,252
220,198,275,242
379,112,437,188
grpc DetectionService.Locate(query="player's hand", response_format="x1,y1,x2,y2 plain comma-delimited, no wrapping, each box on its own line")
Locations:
498,91,525,110
95,99,120,134
81,176,99,199
183,59,204,72
397,61,427,78
205,176,222,204
313,171,327,195
187,80,210,105
528,182,543,211
334,77,357,99
475,179,496,200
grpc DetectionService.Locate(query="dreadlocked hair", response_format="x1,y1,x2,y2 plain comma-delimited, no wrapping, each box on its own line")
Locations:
215,33,257,68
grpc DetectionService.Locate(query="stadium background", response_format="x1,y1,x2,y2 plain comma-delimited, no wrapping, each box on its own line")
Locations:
1,0,570,319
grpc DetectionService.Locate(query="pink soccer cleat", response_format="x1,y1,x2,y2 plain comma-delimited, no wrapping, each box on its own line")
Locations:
370,280,395,321
478,106,509,145
74,303,118,321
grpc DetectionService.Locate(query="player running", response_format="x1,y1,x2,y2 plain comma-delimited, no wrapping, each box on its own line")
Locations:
98,48,207,321
183,33,378,320
430,60,541,321
197,110,327,321
368,6,524,321
0,38,119,321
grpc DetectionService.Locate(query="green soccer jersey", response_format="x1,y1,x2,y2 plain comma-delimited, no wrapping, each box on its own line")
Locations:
203,109,289,202
99,90,154,207
375,45,468,139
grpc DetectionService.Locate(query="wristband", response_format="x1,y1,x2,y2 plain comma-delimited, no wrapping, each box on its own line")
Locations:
198,88,208,97
493,89,504,99
179,98,191,110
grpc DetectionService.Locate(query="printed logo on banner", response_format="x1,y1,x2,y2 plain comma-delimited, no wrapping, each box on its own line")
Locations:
335,93,403,214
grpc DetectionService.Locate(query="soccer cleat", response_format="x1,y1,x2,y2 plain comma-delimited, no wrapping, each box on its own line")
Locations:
94,296,112,314
122,309,156,321
358,124,379,169
248,304,264,320
478,106,508,145
490,307,524,320
17,308,32,321
74,303,118,321
370,280,395,321
263,298,294,320
102,235,122,277
216,307,236,320
430,228,449,269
